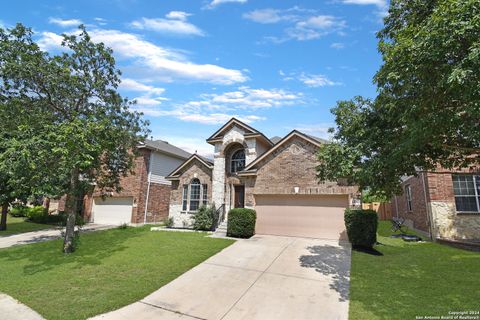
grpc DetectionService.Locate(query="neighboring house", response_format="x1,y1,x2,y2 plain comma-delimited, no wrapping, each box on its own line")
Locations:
51,139,190,225
391,167,480,242
166,118,358,240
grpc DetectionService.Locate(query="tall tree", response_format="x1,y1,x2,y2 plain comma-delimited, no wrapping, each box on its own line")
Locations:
0,24,149,252
317,0,480,196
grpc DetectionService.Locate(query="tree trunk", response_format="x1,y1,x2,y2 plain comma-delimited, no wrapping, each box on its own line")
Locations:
0,203,8,231
43,197,50,214
63,168,79,253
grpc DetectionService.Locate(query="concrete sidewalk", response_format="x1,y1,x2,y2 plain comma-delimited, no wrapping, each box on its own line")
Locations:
91,235,351,320
0,293,44,320
0,224,115,249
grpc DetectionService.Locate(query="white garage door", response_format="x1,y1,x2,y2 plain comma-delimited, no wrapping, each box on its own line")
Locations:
93,197,133,225
254,194,348,240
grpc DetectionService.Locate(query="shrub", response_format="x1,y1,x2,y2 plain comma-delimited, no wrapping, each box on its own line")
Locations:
26,206,49,223
165,217,174,228
227,208,256,238
192,205,217,231
9,204,29,217
344,208,378,248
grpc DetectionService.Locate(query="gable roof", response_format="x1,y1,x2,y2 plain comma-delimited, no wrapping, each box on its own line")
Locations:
270,136,282,144
166,154,213,180
206,118,273,147
139,139,191,160
240,130,324,172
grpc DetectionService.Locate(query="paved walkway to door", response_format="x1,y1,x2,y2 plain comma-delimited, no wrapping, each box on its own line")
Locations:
91,234,351,320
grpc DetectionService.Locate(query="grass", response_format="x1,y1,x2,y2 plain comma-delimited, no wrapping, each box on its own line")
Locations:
0,215,55,237
0,226,234,320
349,221,480,320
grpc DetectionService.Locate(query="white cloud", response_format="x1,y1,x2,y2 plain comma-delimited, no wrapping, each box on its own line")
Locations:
48,17,83,27
243,7,346,42
299,73,341,87
341,0,386,7
94,17,108,26
37,28,247,85
280,71,341,87
155,135,213,157
119,78,165,95
292,124,335,140
330,42,345,49
130,12,204,36
206,0,247,9
131,86,302,126
243,9,295,24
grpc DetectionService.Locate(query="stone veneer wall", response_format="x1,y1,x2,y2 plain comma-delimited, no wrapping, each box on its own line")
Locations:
426,170,480,241
244,136,358,207
169,160,212,228
392,169,480,241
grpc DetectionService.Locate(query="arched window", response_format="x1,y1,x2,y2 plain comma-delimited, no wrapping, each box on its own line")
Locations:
230,149,246,173
189,178,201,211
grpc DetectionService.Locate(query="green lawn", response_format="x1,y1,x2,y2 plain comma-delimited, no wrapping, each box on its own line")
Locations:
349,221,480,320
0,227,234,320
0,215,55,237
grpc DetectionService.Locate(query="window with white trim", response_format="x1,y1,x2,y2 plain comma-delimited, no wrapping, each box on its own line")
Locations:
182,185,188,211
405,185,413,212
181,179,209,212
452,175,480,212
202,184,208,205
230,149,245,173
189,178,201,211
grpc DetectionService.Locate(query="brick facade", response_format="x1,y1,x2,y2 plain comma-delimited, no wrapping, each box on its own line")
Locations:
245,136,357,207
391,174,430,233
392,167,480,241
54,148,174,224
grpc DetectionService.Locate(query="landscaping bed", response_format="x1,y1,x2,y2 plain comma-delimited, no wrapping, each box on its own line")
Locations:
0,226,234,320
349,221,480,319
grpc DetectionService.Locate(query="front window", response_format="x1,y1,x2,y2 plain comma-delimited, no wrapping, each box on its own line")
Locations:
202,184,208,205
405,185,413,212
452,175,480,212
230,149,245,173
189,178,201,211
182,185,188,211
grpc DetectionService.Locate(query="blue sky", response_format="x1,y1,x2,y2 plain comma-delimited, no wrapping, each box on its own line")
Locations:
1,0,386,155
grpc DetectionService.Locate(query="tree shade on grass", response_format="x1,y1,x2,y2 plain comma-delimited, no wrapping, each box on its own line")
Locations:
349,221,480,319
0,216,54,237
0,226,233,320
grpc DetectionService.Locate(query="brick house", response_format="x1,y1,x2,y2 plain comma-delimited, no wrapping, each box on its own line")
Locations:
391,167,480,242
51,139,190,225
166,118,358,239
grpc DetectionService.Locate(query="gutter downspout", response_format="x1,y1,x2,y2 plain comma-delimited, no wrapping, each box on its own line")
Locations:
144,153,152,224
421,171,434,241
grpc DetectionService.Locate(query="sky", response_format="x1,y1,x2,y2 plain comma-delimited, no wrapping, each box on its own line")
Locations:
1,0,387,156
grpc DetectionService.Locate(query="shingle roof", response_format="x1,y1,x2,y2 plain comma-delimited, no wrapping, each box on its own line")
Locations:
305,134,329,144
270,136,282,144
141,139,191,159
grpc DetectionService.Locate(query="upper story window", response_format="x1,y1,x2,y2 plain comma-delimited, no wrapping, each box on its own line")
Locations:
230,149,246,173
405,185,413,212
452,175,480,212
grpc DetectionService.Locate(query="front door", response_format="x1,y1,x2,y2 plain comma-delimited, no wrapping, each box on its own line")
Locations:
234,185,245,208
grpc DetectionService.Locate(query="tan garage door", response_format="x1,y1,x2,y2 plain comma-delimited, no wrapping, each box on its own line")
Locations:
254,194,348,240
93,197,133,225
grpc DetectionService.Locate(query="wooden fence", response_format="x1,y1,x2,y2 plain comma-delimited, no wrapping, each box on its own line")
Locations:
362,202,392,220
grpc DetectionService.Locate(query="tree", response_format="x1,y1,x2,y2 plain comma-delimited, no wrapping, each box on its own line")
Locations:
0,24,149,252
317,0,480,197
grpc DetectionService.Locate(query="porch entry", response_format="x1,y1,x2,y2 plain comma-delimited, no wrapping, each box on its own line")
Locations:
234,185,245,208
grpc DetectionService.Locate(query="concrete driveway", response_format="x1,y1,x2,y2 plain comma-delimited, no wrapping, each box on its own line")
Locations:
92,235,351,320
